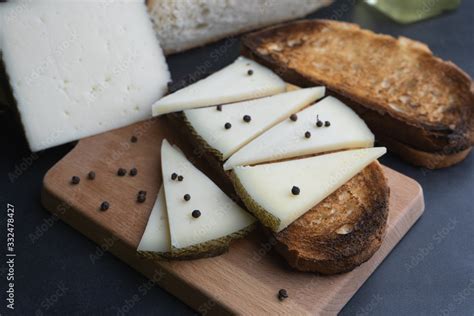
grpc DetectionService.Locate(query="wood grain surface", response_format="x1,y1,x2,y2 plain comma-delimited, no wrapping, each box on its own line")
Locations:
41,117,424,315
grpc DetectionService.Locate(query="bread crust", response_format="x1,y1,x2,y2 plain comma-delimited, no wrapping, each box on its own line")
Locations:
377,134,472,169
272,162,389,274
241,19,474,167
146,0,333,54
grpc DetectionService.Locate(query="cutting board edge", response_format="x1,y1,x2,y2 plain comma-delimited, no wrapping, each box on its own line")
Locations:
40,183,235,316
322,183,424,315
41,161,425,315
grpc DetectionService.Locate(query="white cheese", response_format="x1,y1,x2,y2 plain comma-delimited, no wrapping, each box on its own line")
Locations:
224,96,374,170
152,56,285,116
184,87,325,160
137,187,171,254
233,147,386,232
160,140,255,251
0,1,170,151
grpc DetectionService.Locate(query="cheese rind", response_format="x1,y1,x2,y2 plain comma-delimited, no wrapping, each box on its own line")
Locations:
232,147,386,232
152,56,285,116
224,96,374,170
0,1,170,151
183,87,325,160
160,140,256,252
137,187,171,256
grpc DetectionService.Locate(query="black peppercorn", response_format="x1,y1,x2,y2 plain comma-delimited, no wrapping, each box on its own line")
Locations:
87,171,96,180
171,173,178,180
316,120,323,127
224,122,232,129
178,175,184,181
304,131,311,138
324,121,331,127
291,186,300,195
192,210,201,218
184,194,191,201
278,289,288,301
100,201,109,211
71,176,80,185
290,114,298,121
137,191,147,203
243,115,251,123
117,168,127,176
247,69,253,76
130,136,138,143
216,105,222,111
129,168,138,176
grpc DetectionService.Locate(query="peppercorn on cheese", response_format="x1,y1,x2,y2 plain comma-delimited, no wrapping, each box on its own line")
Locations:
137,187,171,257
160,140,256,257
224,96,374,170
152,56,285,116
183,87,325,160
0,1,170,151
232,147,386,232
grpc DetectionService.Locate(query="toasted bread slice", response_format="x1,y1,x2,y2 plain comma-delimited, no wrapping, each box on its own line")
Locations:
377,134,472,169
241,19,474,168
168,112,389,273
273,162,389,274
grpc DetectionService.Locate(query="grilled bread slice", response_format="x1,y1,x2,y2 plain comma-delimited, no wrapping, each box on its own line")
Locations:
241,19,474,168
272,161,389,274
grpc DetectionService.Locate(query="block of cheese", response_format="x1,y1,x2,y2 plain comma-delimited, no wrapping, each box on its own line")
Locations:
183,87,325,160
0,1,170,151
224,96,374,170
232,147,386,232
161,140,256,257
137,187,171,257
152,56,285,116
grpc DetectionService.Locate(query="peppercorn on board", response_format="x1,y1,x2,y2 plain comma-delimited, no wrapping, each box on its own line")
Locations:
41,117,424,315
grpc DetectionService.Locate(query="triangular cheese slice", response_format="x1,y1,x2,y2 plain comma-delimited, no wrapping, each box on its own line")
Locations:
137,187,171,256
152,56,285,116
183,87,325,160
232,147,386,232
224,96,374,170
161,140,256,255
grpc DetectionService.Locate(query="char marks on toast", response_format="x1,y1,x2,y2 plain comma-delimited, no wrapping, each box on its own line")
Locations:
273,162,389,274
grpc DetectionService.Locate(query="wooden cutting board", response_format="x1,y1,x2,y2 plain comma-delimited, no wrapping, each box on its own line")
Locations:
41,116,424,315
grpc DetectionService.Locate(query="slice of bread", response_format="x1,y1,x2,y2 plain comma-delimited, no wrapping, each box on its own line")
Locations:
241,19,474,168
272,162,389,274
168,112,389,274
147,0,333,54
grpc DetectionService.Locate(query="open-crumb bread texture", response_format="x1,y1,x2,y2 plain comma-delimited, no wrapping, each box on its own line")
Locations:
241,19,474,168
272,161,389,274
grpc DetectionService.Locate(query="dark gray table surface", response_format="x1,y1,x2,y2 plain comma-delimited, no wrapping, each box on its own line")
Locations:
1,1,473,315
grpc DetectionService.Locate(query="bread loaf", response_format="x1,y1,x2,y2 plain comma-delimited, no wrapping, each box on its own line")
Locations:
148,0,332,54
